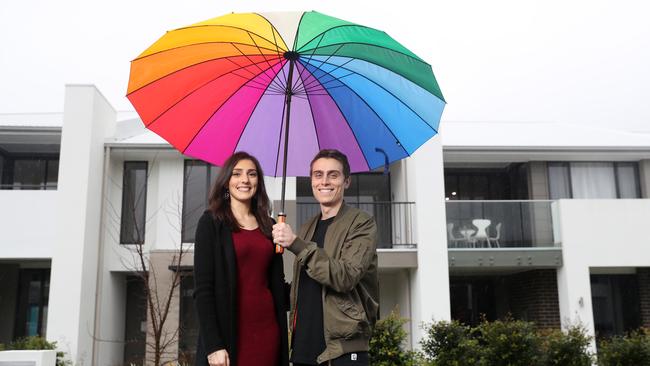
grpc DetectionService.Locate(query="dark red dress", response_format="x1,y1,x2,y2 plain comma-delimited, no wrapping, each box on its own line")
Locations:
232,228,280,366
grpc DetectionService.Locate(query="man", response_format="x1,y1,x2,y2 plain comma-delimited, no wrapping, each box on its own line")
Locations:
273,149,379,366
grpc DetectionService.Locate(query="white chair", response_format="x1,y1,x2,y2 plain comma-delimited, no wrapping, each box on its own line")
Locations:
471,219,492,247
447,223,465,247
488,222,502,247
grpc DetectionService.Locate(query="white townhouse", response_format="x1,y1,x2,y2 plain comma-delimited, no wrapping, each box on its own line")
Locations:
1,85,649,365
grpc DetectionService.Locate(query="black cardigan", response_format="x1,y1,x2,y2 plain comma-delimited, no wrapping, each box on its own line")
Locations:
193,211,289,366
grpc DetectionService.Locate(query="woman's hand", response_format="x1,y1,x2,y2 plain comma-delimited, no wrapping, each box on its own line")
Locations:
207,349,229,366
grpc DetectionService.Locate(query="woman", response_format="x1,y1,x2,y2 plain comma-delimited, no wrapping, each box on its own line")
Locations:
193,152,289,366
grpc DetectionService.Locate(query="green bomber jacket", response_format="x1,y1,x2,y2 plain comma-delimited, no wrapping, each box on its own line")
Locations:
288,203,379,364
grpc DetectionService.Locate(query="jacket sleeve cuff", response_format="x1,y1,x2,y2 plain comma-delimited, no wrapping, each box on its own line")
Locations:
287,236,310,255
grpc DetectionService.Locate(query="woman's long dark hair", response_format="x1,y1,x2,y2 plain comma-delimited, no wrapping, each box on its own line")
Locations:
208,152,273,236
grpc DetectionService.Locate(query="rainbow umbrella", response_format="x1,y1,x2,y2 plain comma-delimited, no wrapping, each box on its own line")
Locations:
127,10,445,220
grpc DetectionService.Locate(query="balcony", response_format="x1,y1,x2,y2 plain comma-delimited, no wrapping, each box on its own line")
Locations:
445,200,562,269
296,201,416,249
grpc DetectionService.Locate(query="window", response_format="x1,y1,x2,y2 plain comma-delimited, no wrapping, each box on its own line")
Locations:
182,160,219,242
548,162,641,199
297,171,393,247
444,164,530,200
121,162,148,244
14,269,50,339
179,275,198,363
0,154,59,190
591,274,641,338
123,276,146,365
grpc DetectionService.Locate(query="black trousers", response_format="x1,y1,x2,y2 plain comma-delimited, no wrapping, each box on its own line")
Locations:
293,351,369,366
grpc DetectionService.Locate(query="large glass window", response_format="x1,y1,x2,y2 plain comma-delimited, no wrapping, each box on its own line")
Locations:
548,162,640,199
179,275,198,363
182,160,219,243
591,274,641,339
14,269,50,339
444,163,530,201
123,275,146,365
0,155,59,190
297,171,393,247
616,163,641,198
121,161,148,244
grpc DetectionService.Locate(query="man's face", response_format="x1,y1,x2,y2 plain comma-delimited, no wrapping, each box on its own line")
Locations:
310,158,350,208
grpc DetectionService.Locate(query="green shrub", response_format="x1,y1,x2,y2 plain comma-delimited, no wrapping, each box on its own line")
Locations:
597,329,650,366
370,310,422,366
8,336,71,366
476,318,542,366
540,326,594,366
0,343,5,351
420,320,482,366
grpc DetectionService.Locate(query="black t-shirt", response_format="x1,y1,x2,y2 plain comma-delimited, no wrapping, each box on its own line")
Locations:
290,216,334,365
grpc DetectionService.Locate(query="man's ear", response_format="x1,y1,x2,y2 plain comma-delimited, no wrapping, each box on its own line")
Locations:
344,176,351,189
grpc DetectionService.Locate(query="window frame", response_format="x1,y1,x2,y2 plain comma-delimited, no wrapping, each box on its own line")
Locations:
181,160,218,243
120,161,149,245
0,148,60,190
546,161,641,199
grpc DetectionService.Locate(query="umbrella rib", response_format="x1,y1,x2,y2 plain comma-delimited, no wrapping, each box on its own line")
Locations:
144,58,283,131
230,68,286,159
293,34,329,95
272,92,289,177
299,53,352,92
300,41,431,67
254,12,291,85
181,59,287,155
132,41,281,62
302,59,438,133
225,57,286,94
296,65,323,153
307,72,354,94
297,59,374,170
300,61,411,161
247,32,286,84
168,24,288,53
292,12,308,51
295,24,376,54
268,21,290,89
128,53,282,95
304,46,443,100
302,57,440,133
230,43,284,91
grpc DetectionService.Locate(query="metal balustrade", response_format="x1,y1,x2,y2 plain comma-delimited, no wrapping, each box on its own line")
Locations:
296,201,417,249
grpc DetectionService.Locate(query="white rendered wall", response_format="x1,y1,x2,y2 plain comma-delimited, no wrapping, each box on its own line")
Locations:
407,137,451,348
556,199,650,350
0,191,58,258
46,85,116,365
379,270,412,347
96,272,127,366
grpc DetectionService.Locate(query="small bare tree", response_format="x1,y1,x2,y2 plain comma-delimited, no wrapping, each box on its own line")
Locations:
104,155,197,365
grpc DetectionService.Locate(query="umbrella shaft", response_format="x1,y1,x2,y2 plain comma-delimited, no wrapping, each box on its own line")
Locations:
280,58,296,215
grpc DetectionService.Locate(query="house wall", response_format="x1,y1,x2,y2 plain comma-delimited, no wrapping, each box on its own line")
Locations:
408,137,451,347
0,191,58,258
506,269,560,329
556,199,650,351
46,85,116,365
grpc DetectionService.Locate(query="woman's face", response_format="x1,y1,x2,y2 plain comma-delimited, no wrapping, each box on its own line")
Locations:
228,159,259,204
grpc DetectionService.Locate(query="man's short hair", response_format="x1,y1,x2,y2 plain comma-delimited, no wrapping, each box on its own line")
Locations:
310,149,351,179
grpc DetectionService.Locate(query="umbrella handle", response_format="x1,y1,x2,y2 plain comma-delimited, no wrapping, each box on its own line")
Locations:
275,213,286,254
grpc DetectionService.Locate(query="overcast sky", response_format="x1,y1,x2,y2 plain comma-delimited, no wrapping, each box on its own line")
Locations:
1,0,649,133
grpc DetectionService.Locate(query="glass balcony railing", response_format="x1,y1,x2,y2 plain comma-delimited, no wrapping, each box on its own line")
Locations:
296,201,416,249
445,200,558,248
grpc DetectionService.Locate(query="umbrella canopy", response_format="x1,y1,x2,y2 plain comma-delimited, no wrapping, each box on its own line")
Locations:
127,11,445,177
